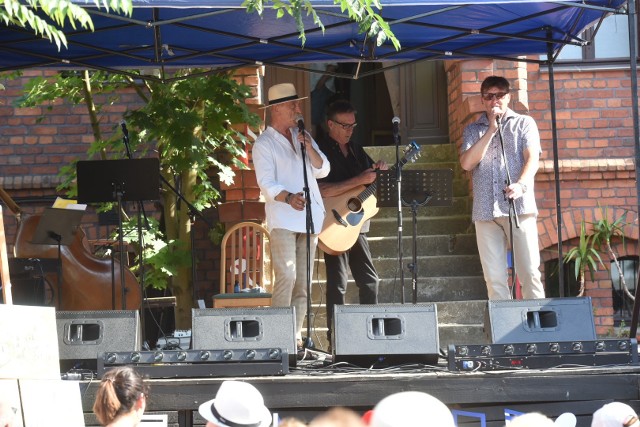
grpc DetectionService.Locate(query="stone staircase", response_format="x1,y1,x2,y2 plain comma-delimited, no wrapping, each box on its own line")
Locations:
305,143,490,352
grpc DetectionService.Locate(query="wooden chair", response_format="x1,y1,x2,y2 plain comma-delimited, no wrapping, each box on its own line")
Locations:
212,221,273,308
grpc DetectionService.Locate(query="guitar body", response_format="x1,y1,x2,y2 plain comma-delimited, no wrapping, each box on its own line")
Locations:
317,141,421,256
318,185,380,255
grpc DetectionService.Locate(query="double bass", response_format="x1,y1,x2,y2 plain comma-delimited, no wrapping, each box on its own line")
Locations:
12,212,142,311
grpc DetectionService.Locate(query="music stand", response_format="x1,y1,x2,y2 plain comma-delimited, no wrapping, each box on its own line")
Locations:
31,207,85,309
77,158,160,310
376,169,453,303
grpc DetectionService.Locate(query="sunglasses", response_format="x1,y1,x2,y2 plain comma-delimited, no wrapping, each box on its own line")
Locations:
331,119,357,130
482,92,509,101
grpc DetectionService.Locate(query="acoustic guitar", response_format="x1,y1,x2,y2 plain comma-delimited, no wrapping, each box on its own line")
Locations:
318,141,421,255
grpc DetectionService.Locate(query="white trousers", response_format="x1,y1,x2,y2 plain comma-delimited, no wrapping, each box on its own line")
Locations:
269,228,317,340
475,214,545,300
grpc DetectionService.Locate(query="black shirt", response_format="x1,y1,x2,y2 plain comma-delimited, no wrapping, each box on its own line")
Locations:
318,135,375,234
317,135,373,183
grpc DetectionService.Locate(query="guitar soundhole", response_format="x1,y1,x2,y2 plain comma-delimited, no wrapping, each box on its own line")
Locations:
347,198,362,212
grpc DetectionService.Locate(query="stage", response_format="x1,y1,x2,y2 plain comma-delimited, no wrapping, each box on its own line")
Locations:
78,354,640,427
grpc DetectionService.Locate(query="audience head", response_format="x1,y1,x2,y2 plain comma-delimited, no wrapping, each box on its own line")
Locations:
93,366,148,426
369,391,454,427
507,413,555,427
592,402,639,427
198,380,271,427
279,417,307,427
310,407,365,427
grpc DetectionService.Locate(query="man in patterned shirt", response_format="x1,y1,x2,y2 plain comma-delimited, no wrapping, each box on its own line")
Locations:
460,76,545,300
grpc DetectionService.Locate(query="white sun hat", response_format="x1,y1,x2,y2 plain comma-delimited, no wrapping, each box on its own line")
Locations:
198,380,272,427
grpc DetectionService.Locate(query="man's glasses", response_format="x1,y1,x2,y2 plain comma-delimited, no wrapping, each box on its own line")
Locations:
482,92,509,101
331,119,357,130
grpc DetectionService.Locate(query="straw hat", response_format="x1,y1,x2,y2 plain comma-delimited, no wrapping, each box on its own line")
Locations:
198,381,272,427
262,83,307,108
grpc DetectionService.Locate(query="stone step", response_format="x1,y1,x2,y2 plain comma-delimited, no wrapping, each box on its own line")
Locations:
365,144,461,166
309,277,487,315
374,196,470,218
369,215,473,236
310,254,483,283
367,233,478,257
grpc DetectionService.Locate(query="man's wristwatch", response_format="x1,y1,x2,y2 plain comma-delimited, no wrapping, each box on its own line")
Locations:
519,182,528,193
284,192,293,204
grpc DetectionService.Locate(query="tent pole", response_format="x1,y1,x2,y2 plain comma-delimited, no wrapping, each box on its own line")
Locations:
627,0,640,338
546,31,565,297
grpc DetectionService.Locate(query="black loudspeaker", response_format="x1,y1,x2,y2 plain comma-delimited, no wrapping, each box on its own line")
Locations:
333,304,440,366
191,307,297,365
56,310,141,363
484,297,597,344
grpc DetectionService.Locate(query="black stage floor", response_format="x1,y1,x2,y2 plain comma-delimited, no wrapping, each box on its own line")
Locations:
78,351,640,427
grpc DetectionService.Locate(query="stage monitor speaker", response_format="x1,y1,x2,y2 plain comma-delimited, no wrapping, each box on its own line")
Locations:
191,307,297,365
333,304,439,366
56,310,141,363
484,297,597,344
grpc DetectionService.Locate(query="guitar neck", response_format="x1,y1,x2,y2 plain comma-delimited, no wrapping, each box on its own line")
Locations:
355,155,413,203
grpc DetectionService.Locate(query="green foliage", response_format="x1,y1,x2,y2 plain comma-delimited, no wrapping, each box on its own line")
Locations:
242,0,400,50
125,70,260,206
121,217,192,290
590,206,628,253
563,220,604,295
0,0,132,50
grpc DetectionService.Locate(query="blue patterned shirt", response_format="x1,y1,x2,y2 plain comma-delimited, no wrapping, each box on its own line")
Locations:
461,108,540,222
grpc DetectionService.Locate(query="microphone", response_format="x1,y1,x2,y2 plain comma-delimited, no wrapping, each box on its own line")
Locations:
296,115,305,133
392,116,400,135
61,372,82,381
120,121,129,138
492,108,501,125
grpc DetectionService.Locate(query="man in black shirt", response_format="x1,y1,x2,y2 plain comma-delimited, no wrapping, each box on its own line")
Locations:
317,100,388,345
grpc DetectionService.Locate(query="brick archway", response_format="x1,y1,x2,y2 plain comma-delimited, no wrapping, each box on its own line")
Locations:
538,207,638,252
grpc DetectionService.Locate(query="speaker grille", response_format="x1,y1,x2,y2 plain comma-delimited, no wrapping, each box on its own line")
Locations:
484,297,597,344
56,310,141,361
191,307,296,365
333,304,439,365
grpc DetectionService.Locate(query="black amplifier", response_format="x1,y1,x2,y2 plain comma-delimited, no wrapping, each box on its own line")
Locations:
448,339,638,371
98,348,288,378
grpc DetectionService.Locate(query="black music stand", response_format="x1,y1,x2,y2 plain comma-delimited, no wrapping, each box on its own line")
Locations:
31,207,85,309
77,158,160,311
376,169,453,303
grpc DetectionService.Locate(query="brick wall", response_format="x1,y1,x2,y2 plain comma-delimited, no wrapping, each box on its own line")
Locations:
447,59,638,335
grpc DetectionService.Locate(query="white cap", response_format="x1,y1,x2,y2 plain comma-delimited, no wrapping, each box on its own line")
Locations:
592,402,639,427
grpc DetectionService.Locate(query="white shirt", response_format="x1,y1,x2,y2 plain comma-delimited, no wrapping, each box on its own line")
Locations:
253,126,330,233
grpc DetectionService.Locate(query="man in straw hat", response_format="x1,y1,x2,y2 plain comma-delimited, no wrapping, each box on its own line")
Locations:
253,83,330,355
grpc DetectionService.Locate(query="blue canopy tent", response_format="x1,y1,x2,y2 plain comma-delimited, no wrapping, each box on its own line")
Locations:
0,0,628,79
0,0,638,329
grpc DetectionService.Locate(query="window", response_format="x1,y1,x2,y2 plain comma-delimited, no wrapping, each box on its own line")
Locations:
553,13,632,62
611,256,637,326
544,259,580,298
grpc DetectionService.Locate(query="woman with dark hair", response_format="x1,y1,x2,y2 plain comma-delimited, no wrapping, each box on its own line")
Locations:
93,366,149,427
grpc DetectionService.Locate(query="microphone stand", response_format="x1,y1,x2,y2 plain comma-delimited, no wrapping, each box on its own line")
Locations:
121,123,148,339
392,120,406,303
158,174,214,304
495,116,520,297
298,124,316,350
